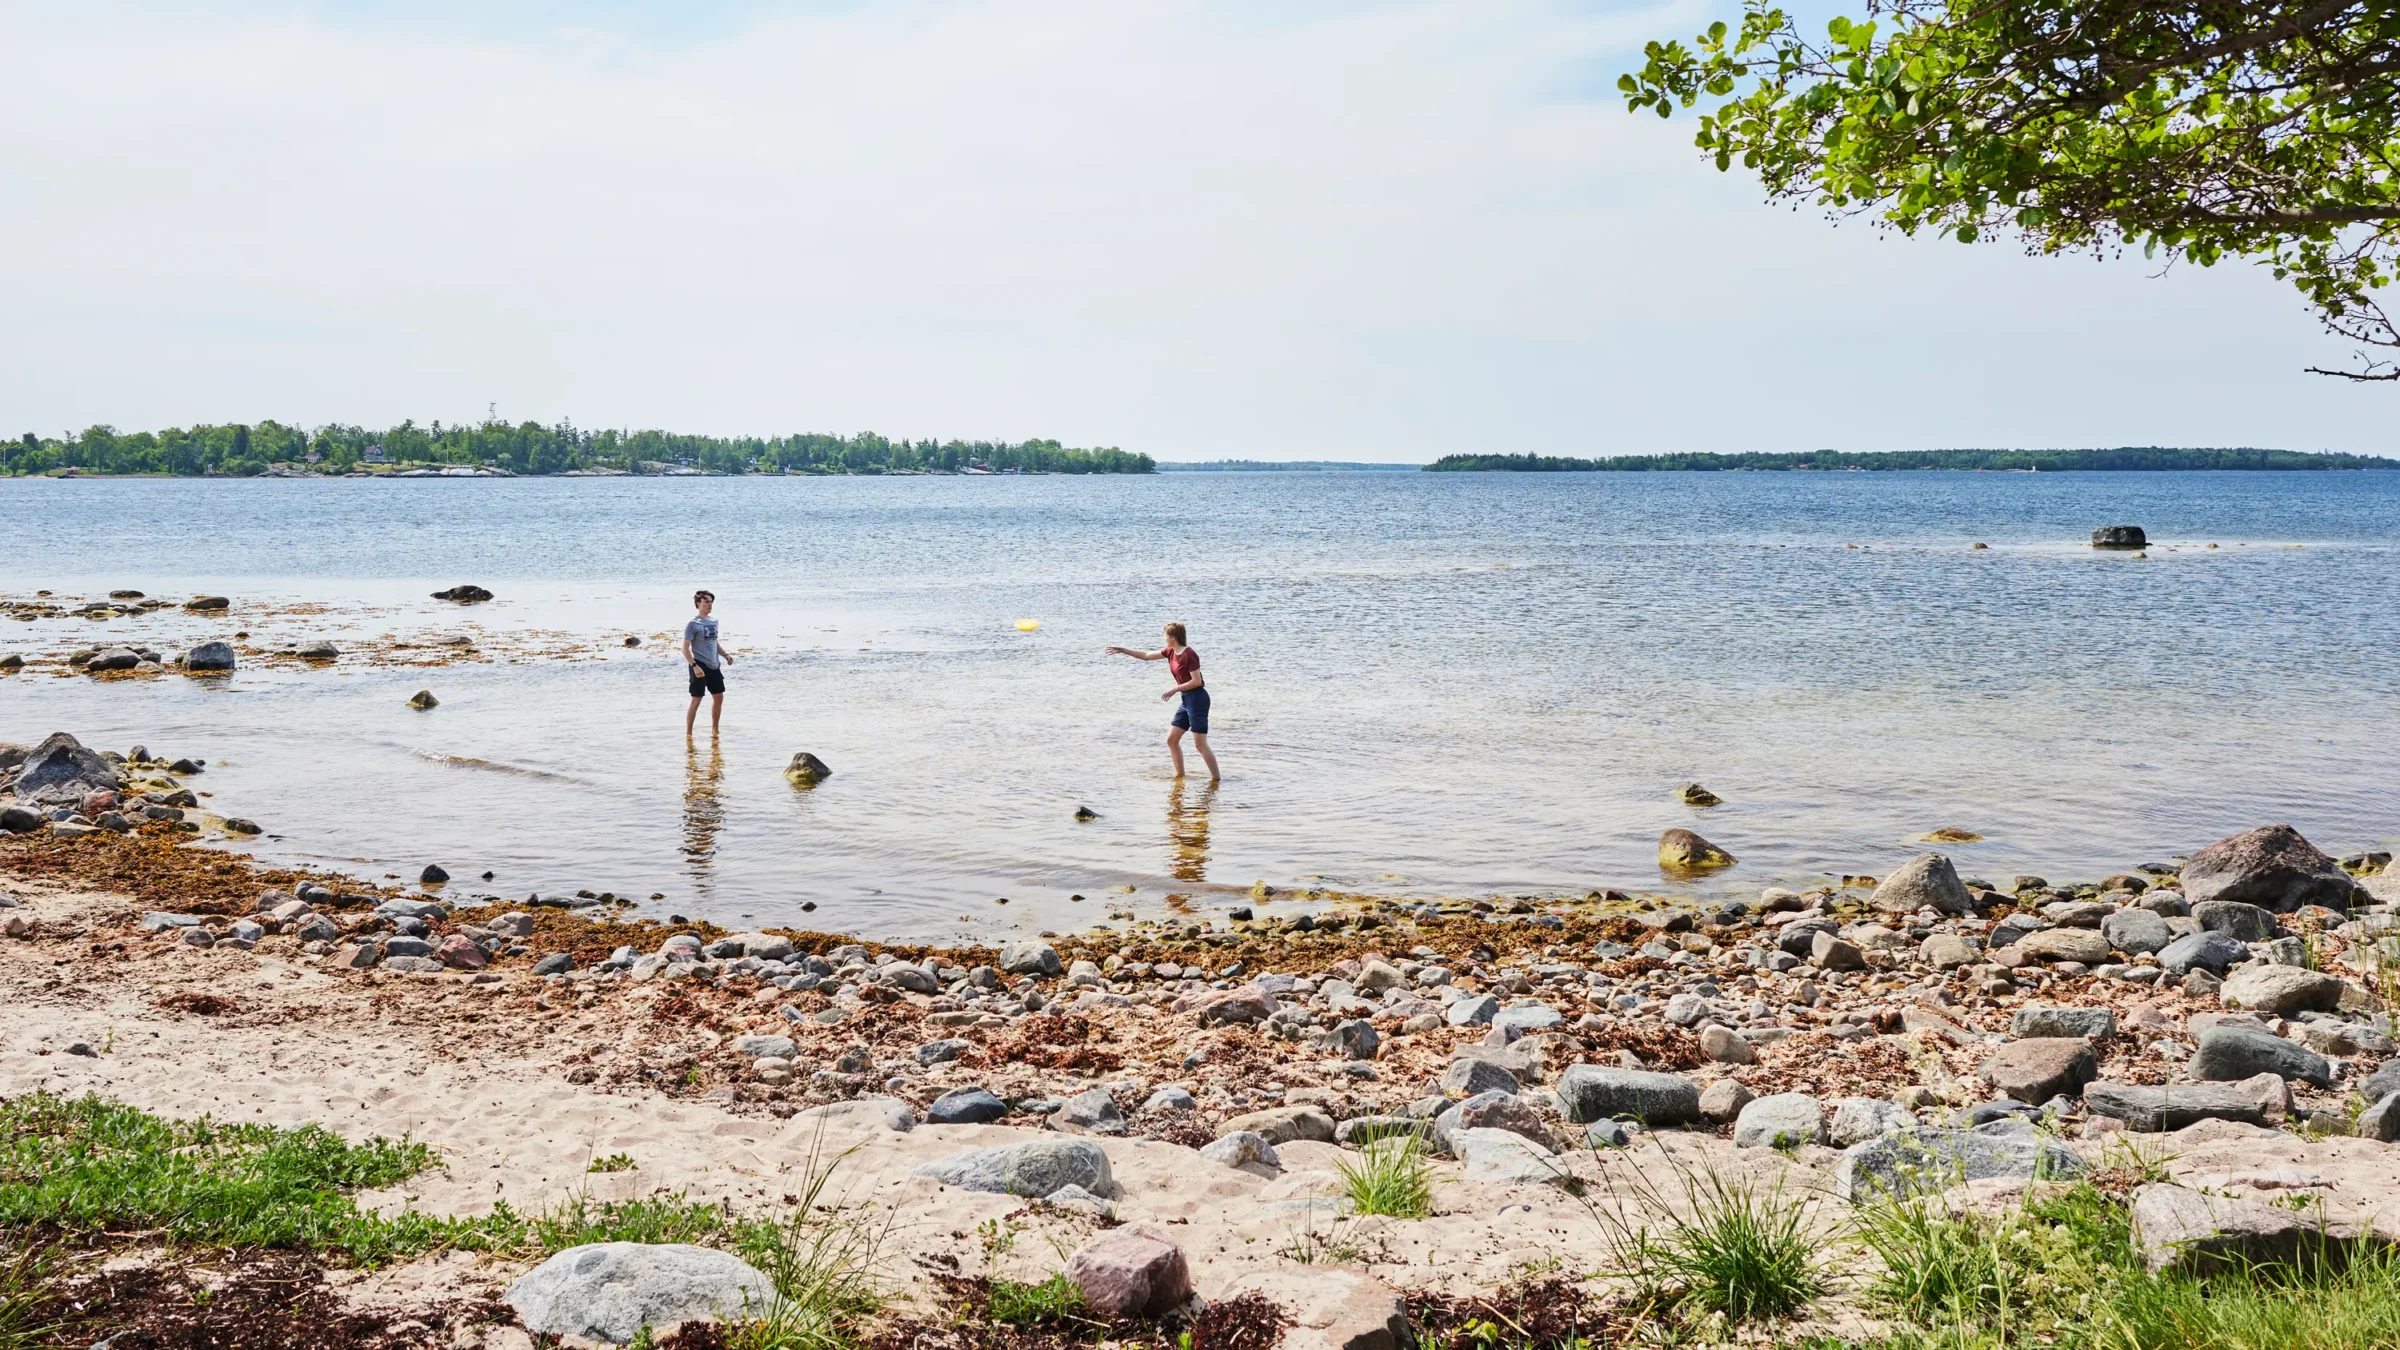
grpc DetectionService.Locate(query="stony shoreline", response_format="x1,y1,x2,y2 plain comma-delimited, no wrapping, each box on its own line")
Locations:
7,726,2400,1346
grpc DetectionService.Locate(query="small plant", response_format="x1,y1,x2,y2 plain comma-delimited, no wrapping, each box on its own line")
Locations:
1337,1131,1434,1219
986,1272,1083,1325
588,1153,638,1174
1582,1142,1824,1327
1280,1213,1392,1266
975,1218,1017,1263
723,1133,889,1350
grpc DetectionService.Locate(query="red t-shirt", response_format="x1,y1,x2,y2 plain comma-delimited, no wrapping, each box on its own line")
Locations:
1167,646,1200,683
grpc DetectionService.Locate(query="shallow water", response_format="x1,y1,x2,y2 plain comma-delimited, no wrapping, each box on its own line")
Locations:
4,470,2397,942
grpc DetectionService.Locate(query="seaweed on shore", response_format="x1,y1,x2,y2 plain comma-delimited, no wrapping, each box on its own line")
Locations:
865,1274,1283,1350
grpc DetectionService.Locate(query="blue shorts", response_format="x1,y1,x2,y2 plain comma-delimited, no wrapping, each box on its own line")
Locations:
1172,688,1211,734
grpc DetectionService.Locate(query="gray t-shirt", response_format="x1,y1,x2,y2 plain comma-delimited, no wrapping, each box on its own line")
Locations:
684,616,721,668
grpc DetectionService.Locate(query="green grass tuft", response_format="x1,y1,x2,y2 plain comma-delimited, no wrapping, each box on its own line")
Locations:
1338,1131,1435,1220
1584,1144,1824,1327
986,1273,1084,1326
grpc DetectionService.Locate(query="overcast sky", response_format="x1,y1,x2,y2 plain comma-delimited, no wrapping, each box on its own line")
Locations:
3,0,2390,460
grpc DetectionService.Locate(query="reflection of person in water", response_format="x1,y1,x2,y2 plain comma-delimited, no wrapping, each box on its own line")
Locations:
681,740,724,893
1166,779,1215,883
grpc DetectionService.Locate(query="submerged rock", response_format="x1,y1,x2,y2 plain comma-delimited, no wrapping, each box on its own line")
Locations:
431,584,494,603
783,752,833,785
2091,525,2147,549
1657,828,1735,871
183,641,237,672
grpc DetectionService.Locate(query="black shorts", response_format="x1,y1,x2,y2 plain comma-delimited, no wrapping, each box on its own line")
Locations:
688,663,725,697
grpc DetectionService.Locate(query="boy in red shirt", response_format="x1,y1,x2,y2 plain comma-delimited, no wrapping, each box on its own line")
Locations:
1106,622,1220,782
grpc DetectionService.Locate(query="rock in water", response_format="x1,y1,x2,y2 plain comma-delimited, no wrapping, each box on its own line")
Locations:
2180,824,2356,912
183,641,237,672
507,1242,774,1345
1657,828,1735,871
2091,525,2147,549
184,595,231,611
407,690,439,709
296,640,339,660
431,584,494,603
783,752,833,785
1678,782,1721,807
13,733,122,807
1869,853,1973,916
420,863,450,884
1073,805,1099,820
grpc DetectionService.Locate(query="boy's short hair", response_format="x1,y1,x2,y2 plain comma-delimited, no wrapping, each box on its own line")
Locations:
1164,622,1187,645
694,590,715,604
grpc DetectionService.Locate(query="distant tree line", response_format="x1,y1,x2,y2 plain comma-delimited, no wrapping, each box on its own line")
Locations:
1,420,1154,477
1425,448,2400,473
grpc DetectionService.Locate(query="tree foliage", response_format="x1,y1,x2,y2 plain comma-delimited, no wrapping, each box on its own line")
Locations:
0,419,1152,477
1621,1,2400,378
1425,446,2399,471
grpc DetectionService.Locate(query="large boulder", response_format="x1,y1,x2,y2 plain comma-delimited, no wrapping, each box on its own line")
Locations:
912,1139,1113,1198
2181,825,2356,912
2189,1024,2333,1088
507,1243,774,1345
183,641,237,672
2010,1007,2116,1040
2100,908,2172,955
12,733,122,807
1827,1097,1915,1147
1066,1224,1191,1317
1869,854,1973,917
1556,1065,1701,1126
2157,931,2248,977
2191,900,2276,942
2131,1183,2325,1275
1453,1128,1571,1186
1732,1093,1824,1149
1834,1122,2086,1203
2092,525,2147,549
1218,1106,1336,1144
2083,1081,2271,1132
1658,829,1735,871
997,941,1061,976
1979,1040,2097,1104
927,1087,1009,1125
2218,965,2344,1016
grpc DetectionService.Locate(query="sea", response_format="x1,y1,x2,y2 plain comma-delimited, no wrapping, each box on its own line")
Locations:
4,469,2396,943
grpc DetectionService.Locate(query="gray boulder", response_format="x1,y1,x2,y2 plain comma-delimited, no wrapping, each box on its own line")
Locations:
1834,1122,2087,1202
1493,1004,1564,1037
2101,908,2172,956
1445,994,1500,1027
2010,1006,2116,1040
1438,1058,1520,1098
2360,1060,2400,1103
1733,1093,1824,1149
1054,1087,1127,1136
1869,853,1973,916
912,1139,1113,1199
2182,825,2356,912
1452,1128,1570,1186
1980,1040,2096,1104
2218,965,2343,1016
2358,1092,2400,1144
1556,1065,1701,1126
1434,1091,1548,1156
1199,1131,1280,1168
927,1087,1009,1125
2083,1081,2271,1132
2157,931,2248,977
1828,1096,1915,1147
998,941,1062,976
2131,1183,2324,1275
507,1242,774,1345
12,732,121,807
184,641,237,672
2192,900,2276,943
2189,1024,2333,1088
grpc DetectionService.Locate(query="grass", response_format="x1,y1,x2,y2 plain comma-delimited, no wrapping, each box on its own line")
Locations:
985,1273,1085,1325
589,1152,639,1173
0,1238,66,1350
1337,1130,1435,1219
1583,1143,1824,1328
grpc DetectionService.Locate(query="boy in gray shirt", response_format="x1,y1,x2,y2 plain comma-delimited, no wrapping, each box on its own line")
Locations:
682,589,733,736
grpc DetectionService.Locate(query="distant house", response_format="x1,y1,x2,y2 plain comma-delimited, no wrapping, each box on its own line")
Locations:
364,444,387,464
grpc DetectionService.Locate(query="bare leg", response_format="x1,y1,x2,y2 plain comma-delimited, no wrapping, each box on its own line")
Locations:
686,695,702,736
709,691,725,736
1192,732,1221,783
1166,726,1187,778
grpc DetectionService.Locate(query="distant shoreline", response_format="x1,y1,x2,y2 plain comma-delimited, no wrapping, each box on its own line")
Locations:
1427,448,2400,473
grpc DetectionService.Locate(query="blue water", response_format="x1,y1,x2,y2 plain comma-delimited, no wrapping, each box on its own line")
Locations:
4,470,2396,941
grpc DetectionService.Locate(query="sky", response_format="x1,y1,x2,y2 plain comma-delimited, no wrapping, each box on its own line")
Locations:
2,0,2392,460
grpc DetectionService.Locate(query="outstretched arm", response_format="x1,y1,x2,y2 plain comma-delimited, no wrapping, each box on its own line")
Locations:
1105,646,1167,660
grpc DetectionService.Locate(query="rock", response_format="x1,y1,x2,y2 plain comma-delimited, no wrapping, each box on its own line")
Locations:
0,805,44,833
1870,854,1973,917
431,585,494,603
1698,1079,1753,1123
2357,1092,2400,1143
296,640,339,660
506,1242,775,1345
431,935,487,969
2101,908,2172,955
2010,1006,2117,1040
183,641,237,672
1828,1096,1915,1146
1354,960,1404,994
1453,1128,1570,1186
1218,1106,1336,1145
1979,1040,2096,1104
85,647,140,672
793,1096,915,1133
2091,525,2146,549
1054,1087,1127,1135
2158,930,2248,976
2359,1061,2400,1103
2131,1183,2324,1275
1492,1004,1563,1037
998,941,1062,976
2189,1024,2333,1087
1193,986,1278,1026
1679,782,1721,806
1657,828,1735,871
783,752,833,785
1556,1065,1701,1126
912,1139,1113,1198
2013,929,2112,964
734,1034,798,1060
1922,934,1976,969
1218,1269,1406,1350
2191,900,2277,942
1810,932,1865,970
407,690,439,709
1199,1130,1281,1168
1443,1091,1550,1154
2218,965,2343,1016
882,965,940,995
2183,825,2355,913
1733,1093,1823,1149
1699,1024,1756,1065
1585,1120,1633,1148
533,953,574,976
927,1087,1009,1125
1067,1224,1191,1318
185,596,230,611
1834,1123,2088,1202
1329,1019,1379,1060
12,733,122,807
2082,1081,2270,1132
1444,994,1499,1027
420,863,450,884
1438,1057,1519,1098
